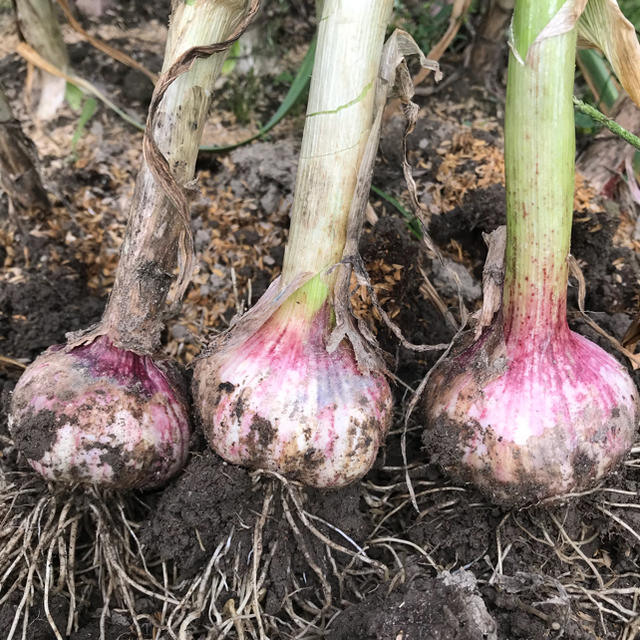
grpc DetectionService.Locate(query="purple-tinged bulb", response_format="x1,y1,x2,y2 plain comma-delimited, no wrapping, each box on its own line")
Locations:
193,306,393,488
9,335,191,489
423,322,638,505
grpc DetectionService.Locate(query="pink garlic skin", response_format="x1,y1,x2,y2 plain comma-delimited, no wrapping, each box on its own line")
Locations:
423,322,638,505
193,309,393,488
9,336,191,489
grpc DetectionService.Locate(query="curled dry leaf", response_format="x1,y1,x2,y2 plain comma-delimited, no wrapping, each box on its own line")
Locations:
513,0,640,107
475,226,506,339
507,0,587,64
577,0,640,106
330,29,442,373
530,0,588,54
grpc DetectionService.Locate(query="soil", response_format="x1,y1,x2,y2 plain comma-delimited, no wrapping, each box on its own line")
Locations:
0,266,104,362
327,564,498,640
429,184,640,312
141,446,373,619
0,592,68,640
2,3,640,640
0,266,104,446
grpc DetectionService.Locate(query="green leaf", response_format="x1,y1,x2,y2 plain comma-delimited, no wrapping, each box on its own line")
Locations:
75,37,317,156
577,49,619,111
199,36,317,153
370,184,422,239
222,40,241,76
619,0,640,31
71,97,97,153
65,82,84,113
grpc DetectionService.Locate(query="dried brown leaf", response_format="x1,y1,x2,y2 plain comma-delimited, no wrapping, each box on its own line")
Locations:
577,0,640,106
475,226,506,339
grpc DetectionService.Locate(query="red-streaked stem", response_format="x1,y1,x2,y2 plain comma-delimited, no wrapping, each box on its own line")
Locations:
503,0,577,347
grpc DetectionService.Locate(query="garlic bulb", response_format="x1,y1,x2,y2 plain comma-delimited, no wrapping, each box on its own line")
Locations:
10,336,190,489
193,304,392,488
423,322,638,505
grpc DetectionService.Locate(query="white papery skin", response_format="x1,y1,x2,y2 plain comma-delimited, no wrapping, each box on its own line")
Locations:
9,336,190,489
424,323,638,505
193,306,392,488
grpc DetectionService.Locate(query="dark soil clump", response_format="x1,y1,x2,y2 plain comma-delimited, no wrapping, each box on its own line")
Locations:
0,266,104,443
379,443,637,639
142,447,374,619
9,407,63,461
70,619,134,640
327,565,497,640
0,592,68,640
141,448,261,579
361,215,455,384
429,186,640,313
0,266,104,362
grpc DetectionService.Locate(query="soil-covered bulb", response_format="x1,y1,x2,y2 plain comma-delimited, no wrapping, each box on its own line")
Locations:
9,335,190,489
193,304,393,488
423,320,638,505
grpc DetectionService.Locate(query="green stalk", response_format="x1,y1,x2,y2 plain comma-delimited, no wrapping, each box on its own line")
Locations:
503,0,577,343
104,0,251,352
279,0,393,316
577,49,619,112
573,97,640,151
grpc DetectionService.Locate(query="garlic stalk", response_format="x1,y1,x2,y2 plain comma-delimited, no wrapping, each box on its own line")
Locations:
15,0,69,120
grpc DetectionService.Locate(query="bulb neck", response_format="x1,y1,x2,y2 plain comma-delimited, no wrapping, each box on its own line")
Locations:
268,277,333,343
102,0,250,352
502,0,577,346
280,0,393,290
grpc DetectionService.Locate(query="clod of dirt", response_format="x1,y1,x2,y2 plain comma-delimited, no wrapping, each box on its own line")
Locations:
482,572,592,640
142,445,376,625
0,266,104,362
431,255,481,302
140,448,260,579
429,186,640,313
378,114,460,180
0,266,104,443
0,592,68,640
229,140,299,214
360,215,456,384
405,483,497,570
429,185,507,274
142,447,373,580
570,204,640,312
70,619,134,640
327,566,497,640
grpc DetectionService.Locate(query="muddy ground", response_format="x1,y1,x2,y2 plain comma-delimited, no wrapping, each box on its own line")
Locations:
1,2,640,639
